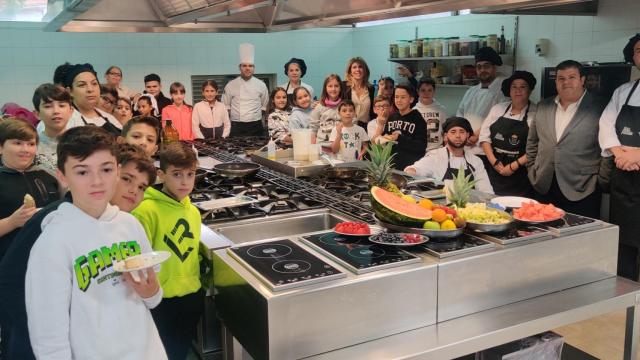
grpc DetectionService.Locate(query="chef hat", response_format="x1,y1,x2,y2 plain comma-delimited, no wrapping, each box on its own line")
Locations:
501,71,537,97
475,47,503,66
623,33,640,64
443,117,473,134
239,43,255,64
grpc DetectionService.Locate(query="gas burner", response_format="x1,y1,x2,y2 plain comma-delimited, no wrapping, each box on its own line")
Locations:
247,244,293,258
302,232,420,274
228,239,345,291
261,200,298,214
352,192,371,202
237,188,271,200
272,260,312,274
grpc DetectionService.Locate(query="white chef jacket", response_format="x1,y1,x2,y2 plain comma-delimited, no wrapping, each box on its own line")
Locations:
223,76,269,123
456,76,508,154
278,81,315,100
479,101,536,144
406,146,494,194
554,90,586,142
599,80,640,156
36,108,119,133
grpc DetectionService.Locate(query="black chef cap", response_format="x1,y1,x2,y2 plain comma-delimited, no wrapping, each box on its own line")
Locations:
475,47,503,66
54,63,97,88
501,71,537,97
623,33,640,64
144,73,162,84
284,58,307,78
443,117,473,134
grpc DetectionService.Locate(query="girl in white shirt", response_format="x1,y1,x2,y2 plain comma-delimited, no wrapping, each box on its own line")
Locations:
192,80,231,139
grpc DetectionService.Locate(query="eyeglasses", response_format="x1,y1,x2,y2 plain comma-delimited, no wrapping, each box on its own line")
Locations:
374,104,390,109
101,96,116,105
108,72,122,77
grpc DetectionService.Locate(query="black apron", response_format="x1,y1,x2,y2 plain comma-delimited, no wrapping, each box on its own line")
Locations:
284,82,296,104
79,110,121,137
485,103,532,196
198,125,223,139
442,148,476,182
610,79,640,248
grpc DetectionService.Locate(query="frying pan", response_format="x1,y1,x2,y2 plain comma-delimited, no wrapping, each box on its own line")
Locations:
214,162,261,178
325,167,367,180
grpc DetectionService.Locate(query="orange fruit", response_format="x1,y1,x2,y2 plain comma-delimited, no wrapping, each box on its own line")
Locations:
418,199,433,210
431,208,447,223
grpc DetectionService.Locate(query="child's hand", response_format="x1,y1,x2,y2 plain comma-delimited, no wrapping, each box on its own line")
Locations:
123,268,160,299
8,204,38,228
336,122,343,134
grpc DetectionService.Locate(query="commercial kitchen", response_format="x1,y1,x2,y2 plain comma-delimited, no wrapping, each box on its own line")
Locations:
0,0,640,360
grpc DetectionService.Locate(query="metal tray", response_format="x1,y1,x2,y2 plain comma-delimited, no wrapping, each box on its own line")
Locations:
373,215,464,239
193,196,259,211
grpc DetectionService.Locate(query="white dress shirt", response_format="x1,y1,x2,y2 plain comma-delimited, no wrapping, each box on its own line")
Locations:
406,146,494,194
554,90,586,142
192,101,231,139
456,76,508,154
278,81,315,100
599,80,640,156
222,76,269,123
37,108,119,133
479,101,536,143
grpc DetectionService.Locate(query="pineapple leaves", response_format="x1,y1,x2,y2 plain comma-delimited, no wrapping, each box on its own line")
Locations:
449,165,478,208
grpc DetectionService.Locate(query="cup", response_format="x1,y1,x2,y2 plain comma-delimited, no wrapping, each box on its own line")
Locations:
291,129,312,161
308,144,319,162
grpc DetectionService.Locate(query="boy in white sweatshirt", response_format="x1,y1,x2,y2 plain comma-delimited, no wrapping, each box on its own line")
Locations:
25,126,167,360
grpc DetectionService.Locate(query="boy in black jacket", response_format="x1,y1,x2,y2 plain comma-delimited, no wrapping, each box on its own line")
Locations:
381,85,428,170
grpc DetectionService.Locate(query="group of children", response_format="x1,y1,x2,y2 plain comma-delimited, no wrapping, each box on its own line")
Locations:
265,74,448,163
0,83,206,359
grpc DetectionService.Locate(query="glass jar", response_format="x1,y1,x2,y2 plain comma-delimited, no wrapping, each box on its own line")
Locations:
389,43,399,58
441,38,449,57
487,34,498,52
433,39,443,57
422,38,431,57
398,41,409,58
448,37,460,56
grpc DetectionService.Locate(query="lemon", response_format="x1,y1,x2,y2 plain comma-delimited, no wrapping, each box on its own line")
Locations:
440,219,457,230
401,195,416,203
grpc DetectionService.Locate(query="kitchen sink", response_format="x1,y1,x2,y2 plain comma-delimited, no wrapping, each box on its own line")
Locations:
209,209,351,244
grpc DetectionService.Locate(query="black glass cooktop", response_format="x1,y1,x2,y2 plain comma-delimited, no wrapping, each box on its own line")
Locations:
477,224,553,245
301,232,421,274
536,212,601,235
227,239,345,292
422,233,495,258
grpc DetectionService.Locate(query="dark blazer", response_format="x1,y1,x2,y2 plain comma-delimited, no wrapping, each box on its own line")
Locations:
526,91,606,201
342,81,375,122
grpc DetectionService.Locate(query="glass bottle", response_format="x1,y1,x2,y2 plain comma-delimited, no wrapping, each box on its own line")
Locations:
162,119,180,146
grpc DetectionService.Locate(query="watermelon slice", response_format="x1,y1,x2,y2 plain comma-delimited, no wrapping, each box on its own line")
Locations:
371,186,432,227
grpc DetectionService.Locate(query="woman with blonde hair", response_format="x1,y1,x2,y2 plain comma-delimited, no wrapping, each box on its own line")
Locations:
343,57,375,129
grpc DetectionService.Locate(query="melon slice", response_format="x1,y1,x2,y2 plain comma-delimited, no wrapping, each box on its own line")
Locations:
371,186,432,227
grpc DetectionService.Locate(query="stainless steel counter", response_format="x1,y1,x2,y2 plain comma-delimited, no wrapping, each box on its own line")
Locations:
307,276,640,360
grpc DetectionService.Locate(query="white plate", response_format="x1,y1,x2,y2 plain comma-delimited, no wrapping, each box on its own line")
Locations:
113,251,171,273
491,196,538,209
334,224,384,237
368,233,429,247
513,208,565,224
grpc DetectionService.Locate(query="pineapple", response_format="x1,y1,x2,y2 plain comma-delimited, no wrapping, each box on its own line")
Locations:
448,165,478,208
364,142,400,194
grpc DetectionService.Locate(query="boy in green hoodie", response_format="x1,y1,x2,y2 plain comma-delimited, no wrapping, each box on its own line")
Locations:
132,142,202,360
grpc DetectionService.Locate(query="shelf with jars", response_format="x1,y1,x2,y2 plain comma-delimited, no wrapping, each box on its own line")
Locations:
388,25,517,88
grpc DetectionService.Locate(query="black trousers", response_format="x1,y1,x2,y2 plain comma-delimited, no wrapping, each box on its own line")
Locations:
618,243,640,281
534,174,601,219
230,120,265,137
152,290,204,360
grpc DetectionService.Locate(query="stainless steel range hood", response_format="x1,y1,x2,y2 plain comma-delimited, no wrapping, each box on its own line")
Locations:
44,0,598,33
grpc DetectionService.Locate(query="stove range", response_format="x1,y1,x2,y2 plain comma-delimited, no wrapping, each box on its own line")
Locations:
201,136,269,155
301,232,421,274
192,171,324,223
475,224,553,245
537,212,602,236
227,239,345,291
422,234,495,258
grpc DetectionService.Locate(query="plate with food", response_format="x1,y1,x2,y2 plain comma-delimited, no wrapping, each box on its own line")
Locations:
512,202,565,223
457,203,514,233
490,196,538,209
369,233,429,247
113,251,171,273
334,222,383,237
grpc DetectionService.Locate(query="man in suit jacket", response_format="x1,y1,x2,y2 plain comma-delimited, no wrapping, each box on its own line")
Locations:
526,60,606,218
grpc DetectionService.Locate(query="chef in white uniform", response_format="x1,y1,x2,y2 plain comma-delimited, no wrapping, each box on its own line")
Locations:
598,33,640,280
404,117,494,193
456,47,507,160
223,43,269,137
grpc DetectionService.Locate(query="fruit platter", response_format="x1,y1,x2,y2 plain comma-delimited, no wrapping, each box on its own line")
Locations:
456,203,514,233
369,233,429,247
333,222,383,237
370,186,465,239
513,202,565,223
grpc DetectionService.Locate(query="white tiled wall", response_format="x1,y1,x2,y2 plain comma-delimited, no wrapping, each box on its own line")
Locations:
0,0,639,111
0,24,353,108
